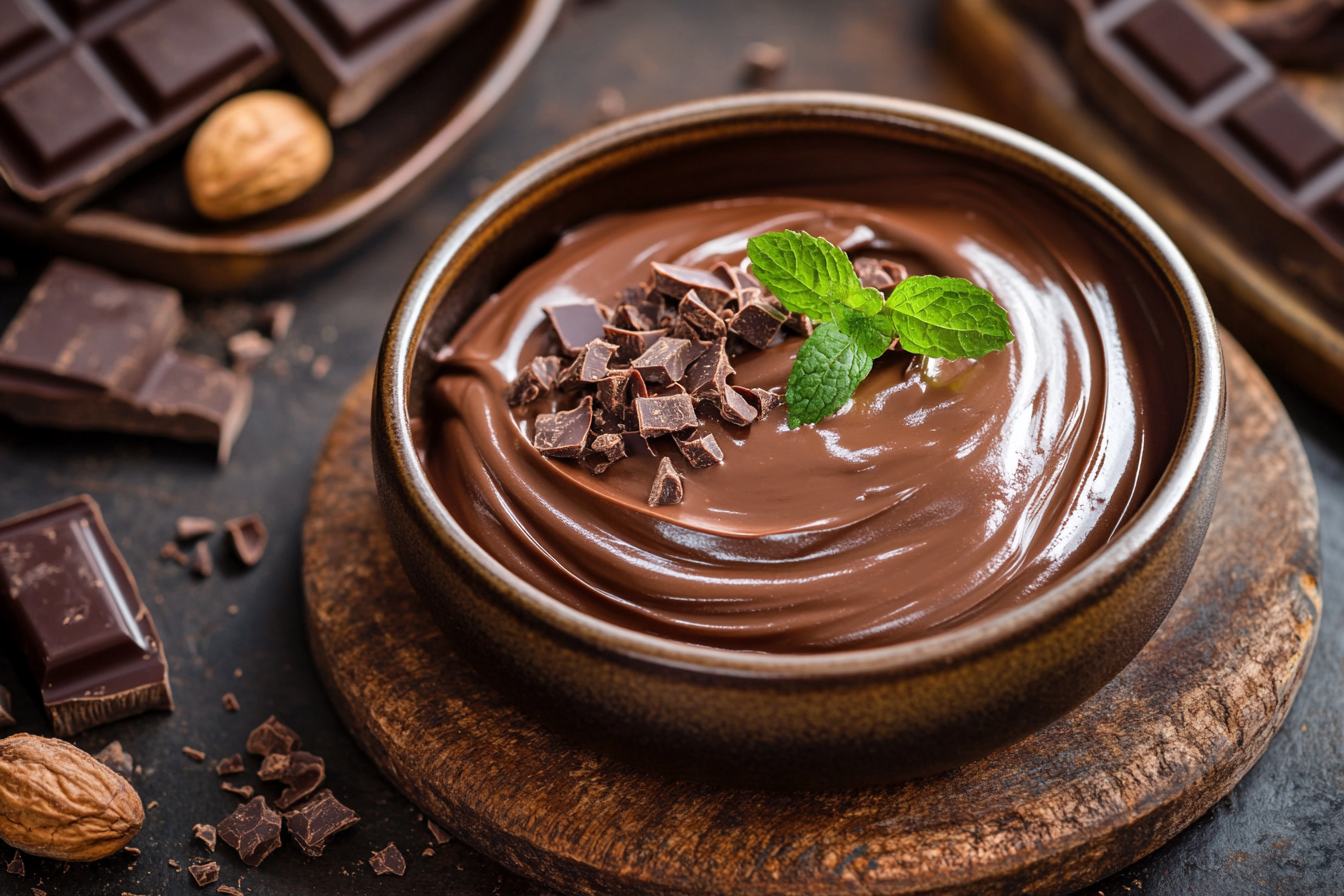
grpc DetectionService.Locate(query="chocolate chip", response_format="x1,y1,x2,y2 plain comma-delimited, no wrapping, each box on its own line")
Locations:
632,337,693,385
578,340,618,382
728,301,787,349
183,746,206,762
94,741,133,776
222,692,240,712
718,386,759,427
678,290,728,339
221,782,254,799
674,431,724,468
189,541,212,578
216,754,245,776
533,396,593,459
246,715,302,757
634,394,698,438
284,790,360,858
175,516,216,540
649,262,734,308
187,861,219,887
218,796,283,867
647,457,685,506
193,823,217,852
544,302,608,355
506,355,562,406
226,514,268,567
370,843,406,876
603,326,666,361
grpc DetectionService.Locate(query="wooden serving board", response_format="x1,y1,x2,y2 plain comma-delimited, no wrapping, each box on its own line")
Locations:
301,331,1320,896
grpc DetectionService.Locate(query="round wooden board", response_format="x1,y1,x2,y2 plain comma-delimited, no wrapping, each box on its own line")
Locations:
302,331,1321,896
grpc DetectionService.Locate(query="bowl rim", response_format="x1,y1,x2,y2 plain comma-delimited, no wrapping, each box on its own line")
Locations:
378,90,1225,679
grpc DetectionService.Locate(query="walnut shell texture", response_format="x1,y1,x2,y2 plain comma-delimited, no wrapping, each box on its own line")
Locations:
185,91,333,221
0,734,144,861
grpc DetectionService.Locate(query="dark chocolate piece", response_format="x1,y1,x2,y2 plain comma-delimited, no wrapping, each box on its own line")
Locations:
428,819,452,844
284,789,359,858
255,301,296,341
225,514,268,566
0,687,13,727
881,260,908,284
505,355,562,406
747,388,784,418
247,715,302,756
0,0,278,213
617,285,665,325
219,886,245,896
1226,82,1343,188
684,340,733,403
190,541,213,578
0,495,173,736
183,746,206,762
160,542,189,565
533,397,592,459
674,431,724,468
259,752,290,780
728,300,787,349
632,337,693,386
782,311,814,337
741,41,787,87
222,782,255,799
0,261,252,465
1117,0,1246,103
610,304,655,331
647,457,684,506
634,394,698,438
650,262,734,308
621,431,656,458
193,823,217,852
223,692,240,712
217,796,283,867
586,432,627,474
554,348,589,393
176,516,216,540
853,257,897,290
578,340,618,382
274,750,325,810
217,753,245,776
719,386,759,427
5,850,21,876
188,861,219,887
370,842,407,876
544,302,608,355
678,291,728,339
603,326,667,361
594,372,632,419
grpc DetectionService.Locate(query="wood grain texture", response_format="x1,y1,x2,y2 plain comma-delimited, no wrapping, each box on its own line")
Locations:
302,331,1319,896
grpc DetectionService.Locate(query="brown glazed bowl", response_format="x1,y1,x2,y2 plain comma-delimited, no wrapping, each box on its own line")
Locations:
373,92,1227,790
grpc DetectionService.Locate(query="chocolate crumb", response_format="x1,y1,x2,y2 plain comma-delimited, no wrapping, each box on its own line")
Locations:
7,850,23,876
227,330,273,370
427,820,452,844
216,754,245,776
634,394,698,438
284,789,360,858
147,800,158,810
423,848,435,857
544,302,608,355
183,746,206,762
219,886,244,896
160,542,190,566
586,433,627,475
222,693,240,713
742,41,787,86
594,85,625,121
168,859,180,870
31,888,44,896
217,796,283,867
0,687,12,727
193,823,217,852
247,716,302,757
189,541,212,577
675,431,724,468
123,847,140,856
255,301,295,341
648,457,684,506
187,861,219,887
370,843,406,876
533,397,593,459
221,783,254,799
176,516,216,540
225,514,268,567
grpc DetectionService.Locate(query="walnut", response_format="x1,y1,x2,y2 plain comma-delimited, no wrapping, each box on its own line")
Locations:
0,734,144,861
184,91,332,221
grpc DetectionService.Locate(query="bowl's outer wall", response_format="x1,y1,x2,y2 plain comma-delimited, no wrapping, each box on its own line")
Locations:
373,98,1228,789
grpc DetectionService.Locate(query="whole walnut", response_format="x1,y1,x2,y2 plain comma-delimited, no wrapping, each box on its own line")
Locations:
185,91,332,221
0,734,144,861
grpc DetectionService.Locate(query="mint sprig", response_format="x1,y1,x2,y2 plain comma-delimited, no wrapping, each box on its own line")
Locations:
746,230,1014,428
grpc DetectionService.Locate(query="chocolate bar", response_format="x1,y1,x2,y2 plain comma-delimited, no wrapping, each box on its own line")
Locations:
0,259,252,464
1030,0,1344,312
0,0,279,213
241,0,492,126
0,495,174,736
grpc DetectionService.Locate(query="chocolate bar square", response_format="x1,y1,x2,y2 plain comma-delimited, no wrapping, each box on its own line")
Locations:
1,51,136,173
0,0,48,59
1117,0,1245,103
1225,82,1344,188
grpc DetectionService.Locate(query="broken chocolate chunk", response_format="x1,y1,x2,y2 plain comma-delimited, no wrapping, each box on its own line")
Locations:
176,516,216,540
632,337,694,385
258,753,290,781
544,302,608,355
578,340,619,382
881,259,908,284
621,431,657,458
222,693,240,713
228,330,273,371
594,371,633,419
218,796,283,867
190,541,213,578
853,257,896,290
678,291,728,339
684,341,734,403
161,542,190,565
585,433,628,474
274,751,326,810
634,394,699,438
647,457,685,506
533,397,593,459
225,514,268,567
603,326,666,361
370,843,407,876
217,754,245,776
255,301,295,341
247,715,302,757
428,820,452,844
675,431,724,468
188,861,219,887
783,311,814,337
746,388,784,417
610,304,654,332
650,262,734,308
0,688,13,728
6,850,21,876
729,301,787,349
222,782,255,799
183,746,206,762
505,355,562,406
284,790,360,858
193,823,218,852
719,386,760,427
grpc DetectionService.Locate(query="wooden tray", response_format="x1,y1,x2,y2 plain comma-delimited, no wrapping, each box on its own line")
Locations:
0,0,561,296
941,0,1344,417
301,331,1320,896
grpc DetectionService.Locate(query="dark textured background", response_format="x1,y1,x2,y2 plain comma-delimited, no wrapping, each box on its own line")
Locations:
0,1,1339,893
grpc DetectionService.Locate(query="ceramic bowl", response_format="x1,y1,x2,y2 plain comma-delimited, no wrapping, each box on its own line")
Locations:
373,92,1227,790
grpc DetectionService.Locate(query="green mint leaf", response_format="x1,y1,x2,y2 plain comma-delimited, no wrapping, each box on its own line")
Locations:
885,275,1015,359
830,303,895,360
784,322,873,428
838,284,885,317
747,230,862,320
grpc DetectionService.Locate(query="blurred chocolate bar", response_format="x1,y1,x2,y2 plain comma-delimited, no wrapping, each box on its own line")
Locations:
0,259,252,463
0,495,173,736
0,0,279,213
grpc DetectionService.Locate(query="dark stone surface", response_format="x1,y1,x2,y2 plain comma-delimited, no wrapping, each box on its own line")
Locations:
0,0,1335,893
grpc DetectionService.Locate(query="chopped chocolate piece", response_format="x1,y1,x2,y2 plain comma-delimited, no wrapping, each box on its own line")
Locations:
227,331,273,370
712,260,761,294
274,751,326,810
579,340,619,382
621,431,657,458
183,746,206,762
881,260,908,284
603,326,667,361
647,457,685,506
674,431,724,468
627,367,650,400
747,389,784,418
0,495,173,736
742,41,788,86
594,372,632,419
258,753,291,781
0,687,11,727
194,823,218,852
176,516,217,540
370,843,407,876
533,397,593,459
161,542,190,566
632,337,694,386
217,754,245,776
544,302,608,355
610,304,654,332
219,886,244,896
190,541,213,578
650,262,734,308
678,291,728,339
427,820,452,844
225,514,268,567
505,355,563,406
218,796,283,867
187,861,219,887
7,850,23,876
223,693,240,713
634,394,699,438
657,382,688,397
719,387,760,427
285,789,360,858
685,341,734,403
585,433,628,474
554,349,588,392
222,782,255,799
783,312,814,337
247,715,302,757
255,302,296,341
124,846,141,856
589,407,622,435
853,257,896,290
0,261,252,465
729,301,787,349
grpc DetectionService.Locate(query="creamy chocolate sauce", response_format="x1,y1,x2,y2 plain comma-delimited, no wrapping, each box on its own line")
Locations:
422,190,1176,653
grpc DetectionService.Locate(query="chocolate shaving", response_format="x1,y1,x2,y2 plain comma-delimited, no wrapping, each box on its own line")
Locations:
176,516,216,540
506,355,562,406
247,715,302,757
222,783,255,799
193,823,217,852
674,431,724,468
216,754,245,776
647,457,684,506
544,302,608,355
0,688,11,727
218,796,283,867
225,514,268,567
189,541,212,578
533,397,593,459
729,301,786,349
220,885,245,896
678,291,728,339
187,861,219,887
634,394,698,438
370,843,407,876
632,337,693,386
285,790,360,858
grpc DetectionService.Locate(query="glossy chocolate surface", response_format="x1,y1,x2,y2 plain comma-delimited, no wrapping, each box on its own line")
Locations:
423,187,1184,653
